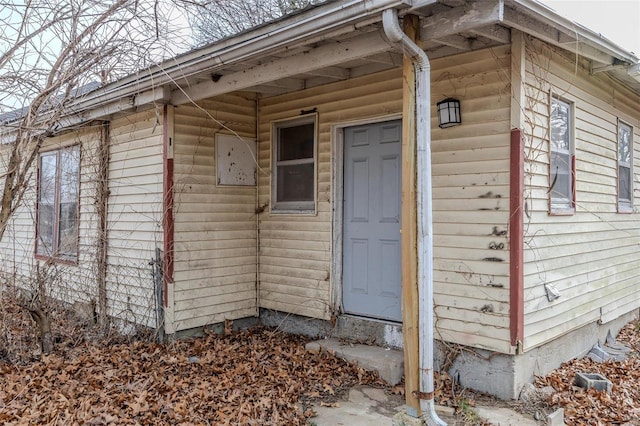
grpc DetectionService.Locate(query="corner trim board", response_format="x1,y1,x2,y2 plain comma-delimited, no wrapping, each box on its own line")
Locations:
163,105,175,303
509,128,524,349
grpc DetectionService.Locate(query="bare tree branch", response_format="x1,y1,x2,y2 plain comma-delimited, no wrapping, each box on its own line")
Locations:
0,0,194,346
189,0,323,45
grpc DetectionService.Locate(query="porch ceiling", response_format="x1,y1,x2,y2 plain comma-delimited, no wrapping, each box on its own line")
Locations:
176,1,512,100
169,0,640,103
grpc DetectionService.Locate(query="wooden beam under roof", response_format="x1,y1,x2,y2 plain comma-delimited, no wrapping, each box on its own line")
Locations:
420,0,504,41
362,51,404,66
470,24,511,44
432,34,472,51
302,65,350,80
170,30,394,105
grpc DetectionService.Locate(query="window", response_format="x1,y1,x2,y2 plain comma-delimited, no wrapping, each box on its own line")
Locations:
36,146,80,260
549,97,575,213
618,121,633,212
272,115,317,212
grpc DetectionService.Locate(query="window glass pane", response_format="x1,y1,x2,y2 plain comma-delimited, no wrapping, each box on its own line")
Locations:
58,202,78,255
551,99,570,152
619,123,632,164
60,147,79,203
278,123,314,161
619,165,631,202
551,151,572,203
39,154,57,204
37,153,57,256
37,204,54,256
276,163,314,203
58,146,79,255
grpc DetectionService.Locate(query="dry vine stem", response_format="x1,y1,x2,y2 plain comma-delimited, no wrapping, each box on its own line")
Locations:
0,0,193,350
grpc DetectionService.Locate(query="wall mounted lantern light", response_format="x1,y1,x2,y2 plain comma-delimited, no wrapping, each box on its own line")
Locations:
437,98,461,128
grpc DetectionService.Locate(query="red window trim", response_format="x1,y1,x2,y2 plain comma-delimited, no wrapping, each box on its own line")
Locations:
34,145,81,264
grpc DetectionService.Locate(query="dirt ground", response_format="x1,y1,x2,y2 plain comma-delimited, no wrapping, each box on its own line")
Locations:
1,296,639,425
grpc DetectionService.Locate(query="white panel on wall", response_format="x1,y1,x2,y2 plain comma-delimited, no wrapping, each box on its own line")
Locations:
216,134,257,186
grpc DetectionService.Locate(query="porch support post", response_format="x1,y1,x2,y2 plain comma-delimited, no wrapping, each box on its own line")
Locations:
509,30,525,350
400,13,421,417
96,121,110,331
509,129,524,349
163,104,176,334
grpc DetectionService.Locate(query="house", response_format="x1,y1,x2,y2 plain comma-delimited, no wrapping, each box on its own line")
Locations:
1,0,639,413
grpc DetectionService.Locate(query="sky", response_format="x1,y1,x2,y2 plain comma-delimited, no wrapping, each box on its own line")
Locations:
541,0,640,56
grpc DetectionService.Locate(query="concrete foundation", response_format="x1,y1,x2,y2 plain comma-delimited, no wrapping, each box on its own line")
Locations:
172,316,259,340
259,308,404,348
442,309,638,399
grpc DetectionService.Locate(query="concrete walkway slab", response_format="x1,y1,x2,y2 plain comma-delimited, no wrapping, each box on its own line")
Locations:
474,406,540,425
306,340,548,425
311,386,403,425
310,385,545,425
306,338,404,385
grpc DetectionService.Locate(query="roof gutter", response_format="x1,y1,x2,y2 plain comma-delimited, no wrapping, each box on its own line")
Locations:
382,8,445,426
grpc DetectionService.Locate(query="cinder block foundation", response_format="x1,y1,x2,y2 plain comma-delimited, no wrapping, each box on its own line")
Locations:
574,372,612,393
447,309,636,399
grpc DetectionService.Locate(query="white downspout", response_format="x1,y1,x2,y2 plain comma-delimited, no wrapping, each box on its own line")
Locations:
382,9,446,426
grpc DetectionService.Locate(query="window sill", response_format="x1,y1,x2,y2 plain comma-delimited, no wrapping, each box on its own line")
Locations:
617,205,634,214
35,254,78,266
270,209,317,216
549,208,575,216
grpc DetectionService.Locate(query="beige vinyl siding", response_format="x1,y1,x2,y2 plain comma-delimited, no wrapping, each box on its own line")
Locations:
430,45,513,353
522,37,640,351
258,46,513,353
107,110,164,327
258,68,403,321
0,142,38,279
172,94,258,331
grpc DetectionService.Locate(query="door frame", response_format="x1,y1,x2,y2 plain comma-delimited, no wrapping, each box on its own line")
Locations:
330,113,402,318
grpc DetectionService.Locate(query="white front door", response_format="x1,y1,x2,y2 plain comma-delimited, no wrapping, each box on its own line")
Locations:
342,120,402,322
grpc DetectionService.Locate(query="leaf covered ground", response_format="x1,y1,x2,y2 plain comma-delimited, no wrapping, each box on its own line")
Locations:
535,320,640,425
0,299,384,425
4,294,640,426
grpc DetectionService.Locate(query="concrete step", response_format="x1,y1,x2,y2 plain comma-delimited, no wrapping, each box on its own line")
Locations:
306,338,404,385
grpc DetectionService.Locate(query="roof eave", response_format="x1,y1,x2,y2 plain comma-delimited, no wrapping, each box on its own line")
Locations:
63,0,412,117
508,0,639,65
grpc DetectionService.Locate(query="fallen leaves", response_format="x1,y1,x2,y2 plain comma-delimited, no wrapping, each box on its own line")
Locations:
0,323,385,425
535,320,640,425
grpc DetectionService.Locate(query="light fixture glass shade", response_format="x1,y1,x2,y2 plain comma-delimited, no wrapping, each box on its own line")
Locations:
437,98,461,128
